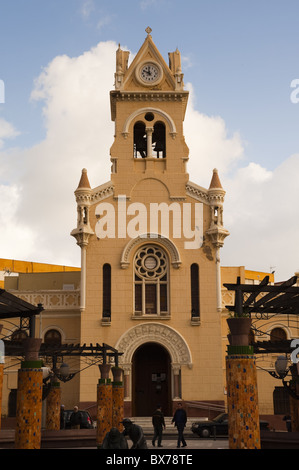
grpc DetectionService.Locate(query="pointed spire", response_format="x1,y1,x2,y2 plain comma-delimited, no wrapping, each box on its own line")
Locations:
209,168,223,190
77,168,91,190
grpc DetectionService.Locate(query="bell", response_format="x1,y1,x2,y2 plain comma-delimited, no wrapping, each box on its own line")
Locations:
153,140,165,158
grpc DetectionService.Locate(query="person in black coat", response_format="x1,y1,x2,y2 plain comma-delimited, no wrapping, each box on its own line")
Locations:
172,402,187,448
152,404,166,447
120,418,148,449
101,427,129,449
69,406,82,429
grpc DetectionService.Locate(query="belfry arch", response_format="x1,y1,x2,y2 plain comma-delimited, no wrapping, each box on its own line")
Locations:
122,107,177,138
114,323,192,415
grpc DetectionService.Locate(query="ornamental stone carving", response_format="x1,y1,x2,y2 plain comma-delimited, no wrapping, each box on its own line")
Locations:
120,233,182,269
115,323,192,368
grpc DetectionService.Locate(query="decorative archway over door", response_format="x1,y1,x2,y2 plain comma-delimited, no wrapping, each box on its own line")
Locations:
115,323,192,367
115,323,192,414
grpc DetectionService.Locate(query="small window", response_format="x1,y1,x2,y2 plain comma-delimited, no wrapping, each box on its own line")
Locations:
270,327,287,342
11,329,28,343
191,263,200,317
44,329,62,346
103,264,111,318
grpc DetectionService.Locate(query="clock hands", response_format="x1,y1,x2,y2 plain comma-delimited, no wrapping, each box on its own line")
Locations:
139,63,160,83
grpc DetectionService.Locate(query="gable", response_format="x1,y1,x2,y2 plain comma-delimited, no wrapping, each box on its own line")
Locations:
122,34,176,92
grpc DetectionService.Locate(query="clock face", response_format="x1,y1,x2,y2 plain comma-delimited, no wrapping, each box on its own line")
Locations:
140,63,161,83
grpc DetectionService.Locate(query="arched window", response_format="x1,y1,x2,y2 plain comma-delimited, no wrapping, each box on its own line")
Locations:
103,264,111,319
134,121,147,158
44,329,62,346
270,327,287,342
152,121,166,158
190,263,200,318
133,117,166,159
134,245,169,316
11,329,28,343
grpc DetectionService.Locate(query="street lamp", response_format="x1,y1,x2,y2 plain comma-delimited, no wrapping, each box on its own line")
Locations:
267,355,299,400
42,360,76,400
274,355,289,379
55,362,75,382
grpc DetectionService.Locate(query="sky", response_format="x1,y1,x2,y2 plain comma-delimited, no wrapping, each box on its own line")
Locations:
0,0,299,282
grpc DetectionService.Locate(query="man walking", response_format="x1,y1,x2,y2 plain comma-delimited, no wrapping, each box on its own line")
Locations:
152,404,166,447
172,402,187,448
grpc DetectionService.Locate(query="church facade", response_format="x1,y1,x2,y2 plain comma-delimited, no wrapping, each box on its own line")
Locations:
2,33,297,423
70,30,230,416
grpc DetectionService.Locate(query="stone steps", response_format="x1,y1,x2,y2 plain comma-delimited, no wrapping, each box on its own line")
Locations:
130,416,196,436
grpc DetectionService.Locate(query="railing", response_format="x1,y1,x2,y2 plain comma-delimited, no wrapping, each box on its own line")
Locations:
184,401,226,419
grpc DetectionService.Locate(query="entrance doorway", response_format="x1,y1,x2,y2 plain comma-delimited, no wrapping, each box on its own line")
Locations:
132,342,171,416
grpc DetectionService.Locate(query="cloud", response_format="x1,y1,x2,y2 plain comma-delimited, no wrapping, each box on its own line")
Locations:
220,155,299,280
0,41,116,266
80,0,95,19
0,118,19,149
183,84,299,281
0,40,298,282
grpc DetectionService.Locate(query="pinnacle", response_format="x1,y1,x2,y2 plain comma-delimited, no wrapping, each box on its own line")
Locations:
209,168,223,190
77,168,91,190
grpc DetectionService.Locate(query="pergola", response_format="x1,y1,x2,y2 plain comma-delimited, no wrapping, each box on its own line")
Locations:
0,288,122,371
224,275,299,355
0,288,43,338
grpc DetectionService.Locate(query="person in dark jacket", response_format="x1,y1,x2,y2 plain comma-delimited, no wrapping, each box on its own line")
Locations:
69,406,82,429
120,418,148,449
152,404,166,447
101,427,129,449
60,404,66,429
172,402,187,448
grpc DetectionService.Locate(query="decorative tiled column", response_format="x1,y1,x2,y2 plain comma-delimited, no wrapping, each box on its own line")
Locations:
96,364,112,447
226,351,260,449
0,362,3,431
111,366,124,431
46,381,61,430
0,325,4,431
15,338,43,449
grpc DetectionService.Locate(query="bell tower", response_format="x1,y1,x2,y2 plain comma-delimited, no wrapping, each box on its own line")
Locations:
110,27,190,199
71,29,230,415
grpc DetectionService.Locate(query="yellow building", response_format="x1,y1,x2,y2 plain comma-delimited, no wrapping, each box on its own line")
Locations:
69,29,231,417
1,32,298,424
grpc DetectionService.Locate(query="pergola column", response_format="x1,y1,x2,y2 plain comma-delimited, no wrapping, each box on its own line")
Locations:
226,317,260,449
46,380,61,430
226,352,260,448
15,338,43,449
111,366,124,431
0,325,3,430
96,363,112,447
